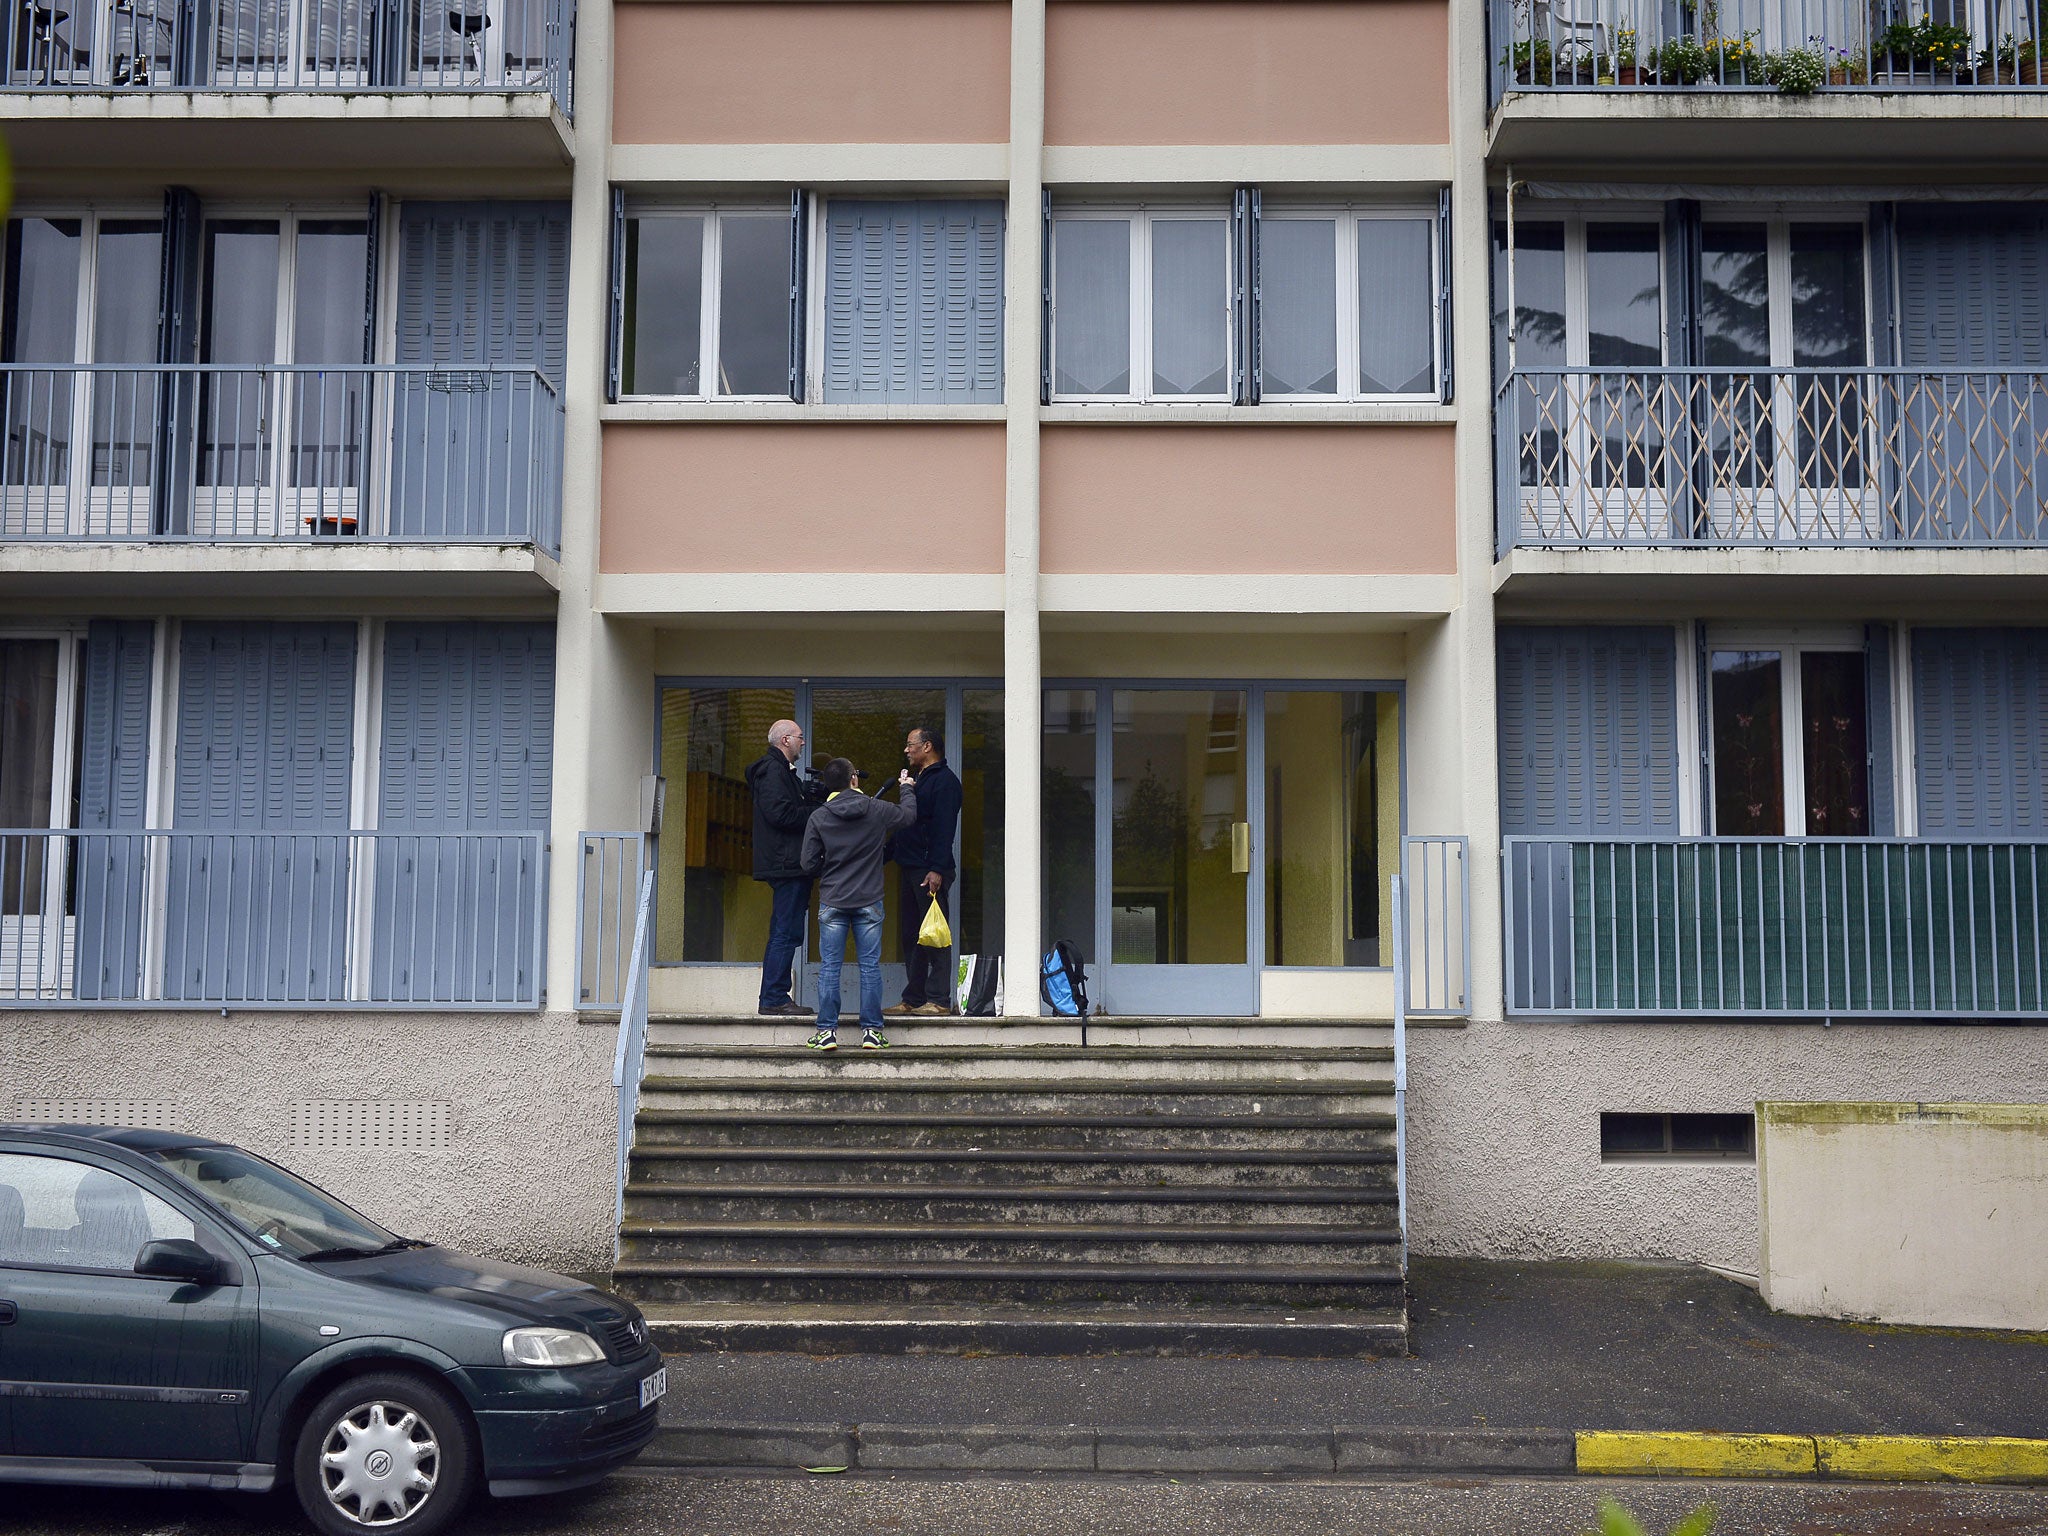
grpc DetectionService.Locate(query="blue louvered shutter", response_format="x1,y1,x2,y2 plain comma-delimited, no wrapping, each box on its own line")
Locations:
1497,624,1676,837
824,200,1001,403
1895,207,2048,543
74,620,153,1000
1865,623,1897,837
393,201,569,539
168,622,354,1003
375,622,552,1004
1914,628,2048,835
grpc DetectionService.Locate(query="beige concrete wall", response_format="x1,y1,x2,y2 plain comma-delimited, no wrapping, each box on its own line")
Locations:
612,3,1011,145
1044,1,1448,146
1758,1102,2048,1330
600,424,1007,574
8,1012,617,1272
1407,1019,2048,1271
1039,425,1457,576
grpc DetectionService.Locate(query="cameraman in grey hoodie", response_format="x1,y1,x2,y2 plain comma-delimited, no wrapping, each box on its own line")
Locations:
798,757,918,1050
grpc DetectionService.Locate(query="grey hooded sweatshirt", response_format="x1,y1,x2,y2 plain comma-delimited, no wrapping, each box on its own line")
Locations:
799,788,918,910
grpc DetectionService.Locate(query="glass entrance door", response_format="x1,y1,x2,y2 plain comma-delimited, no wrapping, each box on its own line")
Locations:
1043,685,1257,1017
799,686,945,1009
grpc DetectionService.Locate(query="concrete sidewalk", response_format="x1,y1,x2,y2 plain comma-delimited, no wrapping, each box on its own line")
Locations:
645,1258,2048,1477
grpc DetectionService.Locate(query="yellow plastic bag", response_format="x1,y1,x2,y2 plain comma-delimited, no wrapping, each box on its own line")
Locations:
917,894,952,949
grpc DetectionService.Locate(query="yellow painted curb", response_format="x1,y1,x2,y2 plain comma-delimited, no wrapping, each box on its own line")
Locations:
1818,1436,2048,1484
1576,1432,1816,1478
1577,1432,2048,1483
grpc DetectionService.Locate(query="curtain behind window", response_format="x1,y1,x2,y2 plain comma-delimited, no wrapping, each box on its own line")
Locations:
0,639,59,913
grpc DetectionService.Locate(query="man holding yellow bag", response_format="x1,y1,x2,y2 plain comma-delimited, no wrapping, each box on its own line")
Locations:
886,726,963,1017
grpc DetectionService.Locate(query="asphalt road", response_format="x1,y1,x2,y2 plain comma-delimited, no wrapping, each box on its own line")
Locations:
9,1470,2048,1536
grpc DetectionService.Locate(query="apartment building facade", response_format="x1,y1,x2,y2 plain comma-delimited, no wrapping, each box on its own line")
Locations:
4,0,2044,1284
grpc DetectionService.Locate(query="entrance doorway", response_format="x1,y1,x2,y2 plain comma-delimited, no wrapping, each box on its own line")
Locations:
652,679,1003,1010
1044,683,1402,1017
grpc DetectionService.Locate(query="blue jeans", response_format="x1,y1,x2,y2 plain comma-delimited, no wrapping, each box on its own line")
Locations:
758,877,811,1009
815,901,886,1032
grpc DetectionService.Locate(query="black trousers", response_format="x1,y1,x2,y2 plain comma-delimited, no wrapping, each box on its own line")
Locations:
896,866,955,1008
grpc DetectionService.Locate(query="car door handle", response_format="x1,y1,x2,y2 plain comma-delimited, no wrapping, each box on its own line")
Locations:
0,1301,16,1324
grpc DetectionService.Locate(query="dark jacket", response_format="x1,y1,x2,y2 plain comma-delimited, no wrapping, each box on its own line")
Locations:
800,789,917,910
746,749,818,882
886,759,962,874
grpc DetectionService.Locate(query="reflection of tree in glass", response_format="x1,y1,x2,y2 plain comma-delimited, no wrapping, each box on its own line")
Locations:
1702,244,1771,364
1113,762,1188,887
1041,765,1096,944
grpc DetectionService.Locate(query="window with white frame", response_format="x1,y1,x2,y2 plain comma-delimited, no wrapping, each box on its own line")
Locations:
1707,634,1872,838
1050,206,1233,402
620,204,792,400
1259,207,1441,401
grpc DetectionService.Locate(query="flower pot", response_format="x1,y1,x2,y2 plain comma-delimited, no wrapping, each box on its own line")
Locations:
1988,58,2044,83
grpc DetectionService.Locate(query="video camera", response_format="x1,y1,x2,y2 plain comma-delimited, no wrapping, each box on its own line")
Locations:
799,763,870,806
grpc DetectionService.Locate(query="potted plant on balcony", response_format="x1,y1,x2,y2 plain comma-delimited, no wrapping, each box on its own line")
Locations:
1658,33,1711,82
1509,36,1557,82
1608,28,1661,84
1989,34,2043,82
1873,15,1975,83
1826,44,1869,84
1762,41,1830,91
1703,28,1765,82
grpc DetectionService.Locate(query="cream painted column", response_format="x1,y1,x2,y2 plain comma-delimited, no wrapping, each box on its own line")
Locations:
1001,0,1046,1014
543,0,636,1011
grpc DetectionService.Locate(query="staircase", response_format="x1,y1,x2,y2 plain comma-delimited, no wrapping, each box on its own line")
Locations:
609,1017,1410,1357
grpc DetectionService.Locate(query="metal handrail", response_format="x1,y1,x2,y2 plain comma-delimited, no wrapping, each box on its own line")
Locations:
0,363,562,552
612,867,655,1243
1389,870,1409,1254
1503,835,2048,1018
0,827,546,1009
1497,366,2048,551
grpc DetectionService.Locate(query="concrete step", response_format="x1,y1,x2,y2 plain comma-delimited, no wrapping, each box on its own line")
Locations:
633,1299,1410,1358
627,1145,1396,1189
623,1181,1396,1227
611,1258,1407,1309
639,1079,1395,1118
648,1016,1401,1050
639,1044,1394,1084
632,1110,1395,1153
618,1220,1403,1267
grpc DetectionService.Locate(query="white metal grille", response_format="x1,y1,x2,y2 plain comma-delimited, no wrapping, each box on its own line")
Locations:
13,1099,194,1130
290,1100,453,1149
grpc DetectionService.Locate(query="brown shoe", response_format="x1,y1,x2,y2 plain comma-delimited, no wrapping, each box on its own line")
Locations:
912,1002,952,1016
882,1003,917,1016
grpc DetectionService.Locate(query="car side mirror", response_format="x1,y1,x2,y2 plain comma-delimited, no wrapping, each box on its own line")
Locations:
135,1237,223,1286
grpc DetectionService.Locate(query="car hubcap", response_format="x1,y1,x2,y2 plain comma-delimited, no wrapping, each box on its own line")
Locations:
319,1399,440,1528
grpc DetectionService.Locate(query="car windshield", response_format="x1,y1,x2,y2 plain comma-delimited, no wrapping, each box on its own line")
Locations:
146,1145,403,1260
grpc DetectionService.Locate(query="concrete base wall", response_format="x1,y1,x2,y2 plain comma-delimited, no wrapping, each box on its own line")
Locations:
1407,1017,2048,1273
1759,1101,2048,1331
5,1011,617,1273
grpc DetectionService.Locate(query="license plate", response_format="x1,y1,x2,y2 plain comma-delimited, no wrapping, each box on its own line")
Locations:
639,1367,668,1408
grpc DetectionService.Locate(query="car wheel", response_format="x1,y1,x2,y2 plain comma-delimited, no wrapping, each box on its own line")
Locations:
292,1371,476,1536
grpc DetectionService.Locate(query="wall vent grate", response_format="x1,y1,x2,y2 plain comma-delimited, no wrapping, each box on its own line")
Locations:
290,1101,453,1149
13,1100,195,1131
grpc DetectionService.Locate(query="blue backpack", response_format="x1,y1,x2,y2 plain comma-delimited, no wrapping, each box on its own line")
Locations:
1040,940,1089,1016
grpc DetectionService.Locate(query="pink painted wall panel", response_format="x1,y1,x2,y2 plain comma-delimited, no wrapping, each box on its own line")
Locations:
613,4,1010,145
1045,1,1448,146
1039,425,1456,574
602,424,1006,574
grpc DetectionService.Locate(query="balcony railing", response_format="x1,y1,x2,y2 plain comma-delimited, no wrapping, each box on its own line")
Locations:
1497,368,2048,553
0,0,573,110
1490,0,2043,104
0,364,561,554
575,830,644,1013
0,828,546,1008
1504,837,2048,1018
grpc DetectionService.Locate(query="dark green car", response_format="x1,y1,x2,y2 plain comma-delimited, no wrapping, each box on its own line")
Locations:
0,1124,667,1535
